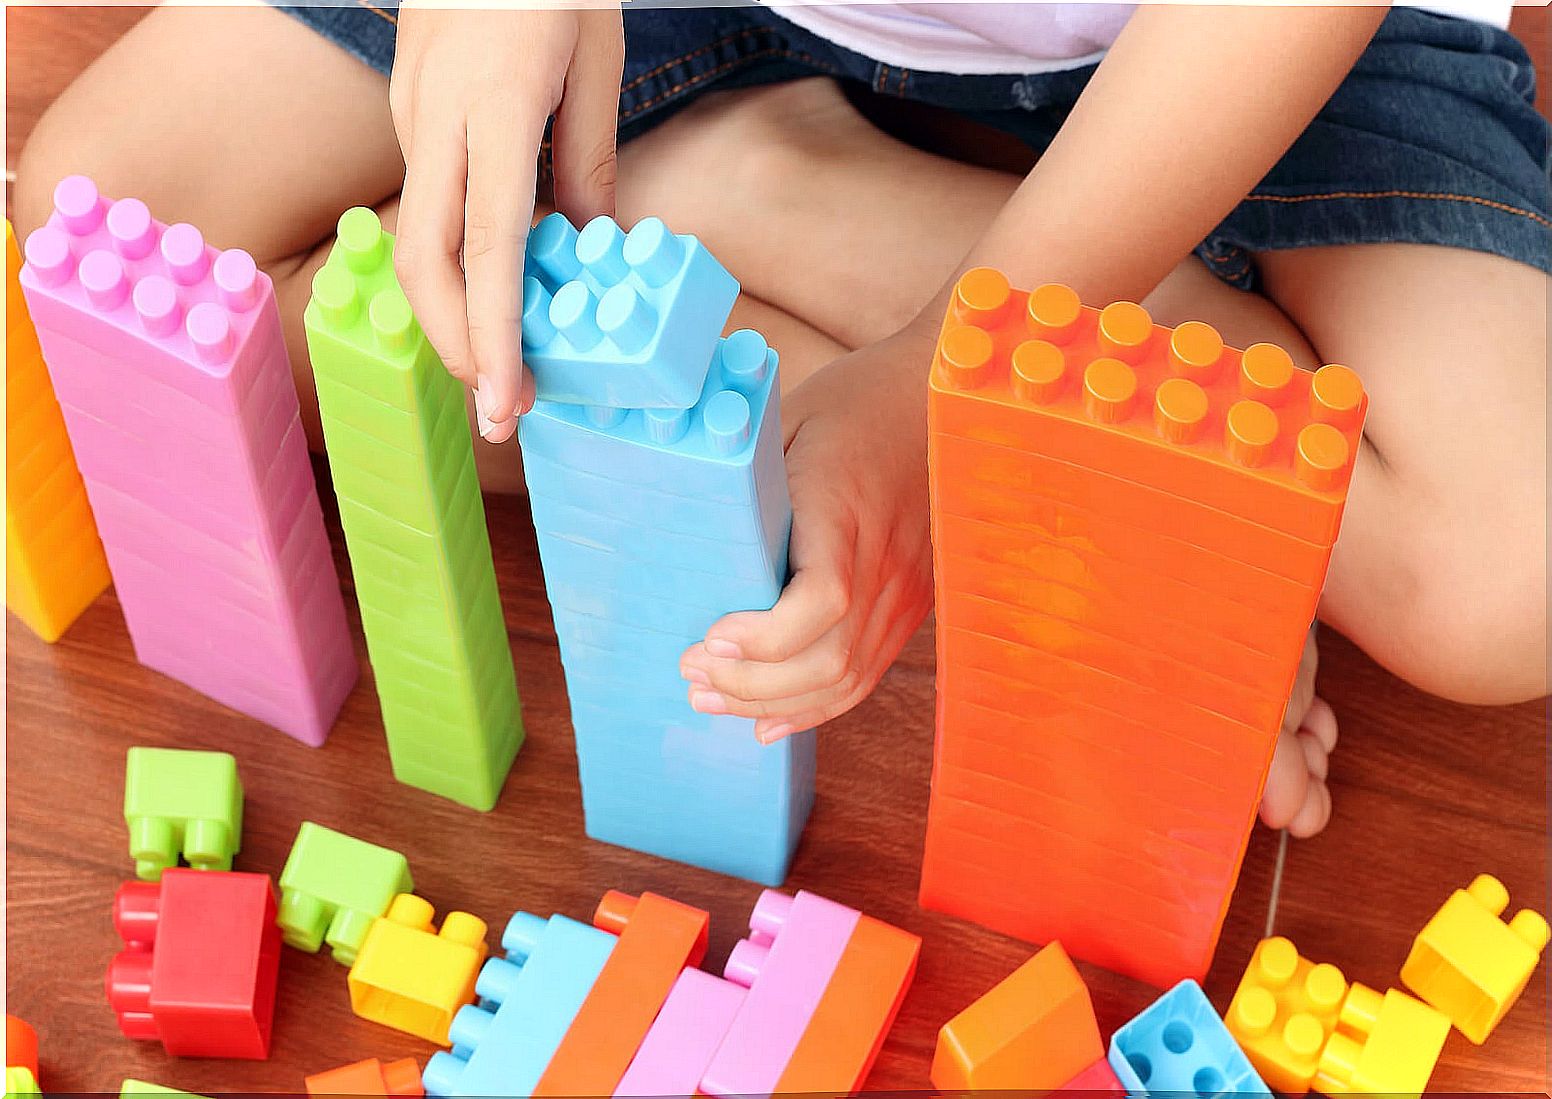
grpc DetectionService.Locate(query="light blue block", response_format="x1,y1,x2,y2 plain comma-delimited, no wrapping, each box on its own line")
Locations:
522,213,738,409
422,912,616,1098
1107,980,1271,1097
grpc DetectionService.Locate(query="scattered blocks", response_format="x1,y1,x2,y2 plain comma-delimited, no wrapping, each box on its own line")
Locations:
279,822,413,965
1058,1057,1125,1092
1107,980,1270,1097
522,213,738,408
5,218,110,643
1226,936,1347,1095
1400,873,1548,1044
19,177,357,746
615,968,745,1098
5,1016,37,1081
1312,983,1449,1096
931,941,1103,1091
305,1058,424,1097
305,207,522,810
348,895,488,1046
106,869,281,1059
123,747,242,881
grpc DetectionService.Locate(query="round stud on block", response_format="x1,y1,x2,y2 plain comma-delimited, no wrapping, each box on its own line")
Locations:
442,910,488,948
337,207,385,274
1240,343,1294,404
704,390,752,455
53,175,104,236
586,405,629,429
187,302,234,364
107,198,157,261
1011,339,1066,404
214,249,261,313
1509,909,1552,951
724,938,770,988
951,267,1011,328
501,911,546,963
1082,357,1137,424
369,289,418,355
280,892,328,953
551,281,603,351
594,890,639,935
1306,963,1348,1011
112,880,162,945
1295,423,1350,491
644,405,690,445
475,956,523,1007
182,818,232,870
106,949,155,1021
749,889,794,937
1168,320,1224,383
1227,399,1279,468
1257,936,1300,986
622,217,684,287
388,894,435,932
720,329,772,393
1232,986,1279,1038
23,227,75,289
520,276,556,349
529,213,582,285
1025,283,1082,344
160,223,209,286
1310,364,1364,429
1465,873,1510,914
1284,1013,1327,1061
312,264,360,330
1154,377,1209,444
576,216,630,285
448,1004,495,1057
1338,982,1385,1031
597,283,657,354
937,325,995,390
79,250,129,312
1097,301,1152,363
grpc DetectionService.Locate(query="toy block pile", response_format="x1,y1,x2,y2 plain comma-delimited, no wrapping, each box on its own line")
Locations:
516,211,815,884
920,269,1368,986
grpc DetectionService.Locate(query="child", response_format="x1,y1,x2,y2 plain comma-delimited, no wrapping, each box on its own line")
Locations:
19,2,1547,840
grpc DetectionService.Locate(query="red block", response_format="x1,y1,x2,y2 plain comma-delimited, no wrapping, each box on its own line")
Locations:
1059,1057,1125,1092
106,868,281,1058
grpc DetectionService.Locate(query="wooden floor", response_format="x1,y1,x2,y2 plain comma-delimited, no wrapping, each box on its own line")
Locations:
6,7,1549,1096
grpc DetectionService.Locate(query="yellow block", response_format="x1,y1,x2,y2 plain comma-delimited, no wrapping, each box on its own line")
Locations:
4,1067,39,1099
347,894,487,1045
6,220,110,641
1401,873,1549,1044
1313,983,1448,1097
1226,937,1347,1096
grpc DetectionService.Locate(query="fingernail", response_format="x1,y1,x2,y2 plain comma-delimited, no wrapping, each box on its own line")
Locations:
483,417,516,444
704,638,742,660
689,689,727,715
757,723,794,745
476,375,501,421
681,666,711,686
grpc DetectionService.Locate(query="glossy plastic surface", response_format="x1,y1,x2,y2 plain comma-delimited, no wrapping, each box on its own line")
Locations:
278,822,414,965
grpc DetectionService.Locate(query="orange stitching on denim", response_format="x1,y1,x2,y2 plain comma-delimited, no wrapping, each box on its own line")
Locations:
355,0,397,27
898,67,910,96
621,27,771,95
622,47,838,121
875,64,889,94
1246,189,1551,230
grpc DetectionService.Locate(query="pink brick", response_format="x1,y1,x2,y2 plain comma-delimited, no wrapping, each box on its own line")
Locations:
1060,1057,1125,1092
18,177,356,744
615,968,745,1098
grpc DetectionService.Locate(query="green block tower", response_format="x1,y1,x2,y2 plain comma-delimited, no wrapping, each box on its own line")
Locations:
303,207,522,811
123,747,243,881
278,821,414,965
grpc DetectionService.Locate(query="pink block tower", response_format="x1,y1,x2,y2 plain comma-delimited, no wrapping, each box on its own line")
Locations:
19,176,357,745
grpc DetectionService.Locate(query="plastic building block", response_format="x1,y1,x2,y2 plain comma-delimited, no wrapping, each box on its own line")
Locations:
348,895,488,1046
306,1058,424,1097
1312,983,1449,1096
1399,873,1549,1044
535,891,710,1097
6,219,110,642
5,1016,37,1080
702,889,920,1097
19,177,357,745
919,271,1367,988
931,942,1103,1091
3,1069,37,1099
521,213,738,408
1107,980,1270,1097
106,869,281,1059
1225,937,1347,1095
304,207,521,810
279,821,414,965
1058,1058,1125,1092
520,327,815,884
422,910,615,1097
123,747,242,881
615,968,746,1098
121,1081,213,1099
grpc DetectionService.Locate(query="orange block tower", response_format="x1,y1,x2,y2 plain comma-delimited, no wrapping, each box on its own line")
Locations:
5,219,110,641
919,270,1366,987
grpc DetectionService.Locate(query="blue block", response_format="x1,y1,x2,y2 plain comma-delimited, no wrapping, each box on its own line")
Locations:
422,912,616,1098
1107,980,1272,1097
522,213,738,409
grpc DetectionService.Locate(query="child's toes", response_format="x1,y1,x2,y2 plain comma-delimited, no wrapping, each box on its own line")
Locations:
1259,727,1313,830
1300,695,1339,753
1286,777,1333,838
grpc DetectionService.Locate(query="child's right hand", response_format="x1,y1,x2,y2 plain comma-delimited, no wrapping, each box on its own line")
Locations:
390,4,625,441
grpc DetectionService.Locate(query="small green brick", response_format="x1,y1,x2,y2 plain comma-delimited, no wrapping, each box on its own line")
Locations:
278,821,413,965
304,207,523,811
121,1080,213,1099
122,747,243,881
5,1067,39,1098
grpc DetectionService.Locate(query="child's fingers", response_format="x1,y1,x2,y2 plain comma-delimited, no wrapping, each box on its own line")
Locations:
682,625,859,709
549,13,623,222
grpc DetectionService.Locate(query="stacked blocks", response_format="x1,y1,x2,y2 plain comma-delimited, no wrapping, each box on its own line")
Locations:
123,747,242,881
6,219,111,642
931,941,1104,1091
106,869,281,1059
347,895,488,1045
920,270,1367,985
1399,874,1548,1044
520,327,815,884
614,968,746,1098
279,822,414,965
1312,984,1449,1095
421,912,615,1097
1226,937,1347,1095
701,889,920,1097
4,1016,38,1098
304,207,522,811
19,177,357,745
521,213,738,408
1107,980,1270,1097
306,1058,424,1097
535,891,711,1096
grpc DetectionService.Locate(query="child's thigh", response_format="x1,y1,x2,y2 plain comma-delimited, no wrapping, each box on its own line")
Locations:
16,5,402,262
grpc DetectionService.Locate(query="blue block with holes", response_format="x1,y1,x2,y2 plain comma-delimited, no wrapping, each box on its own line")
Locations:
1107,980,1272,1097
521,212,739,409
421,912,616,1098
519,327,816,886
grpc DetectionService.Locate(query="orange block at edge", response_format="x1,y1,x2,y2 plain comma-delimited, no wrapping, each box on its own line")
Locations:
304,1058,422,1097
930,942,1103,1091
5,1015,38,1079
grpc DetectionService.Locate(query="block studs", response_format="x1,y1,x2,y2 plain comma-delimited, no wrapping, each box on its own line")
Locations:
1227,399,1279,467
1295,423,1351,491
1310,364,1364,429
552,282,602,351
622,217,684,287
704,390,753,455
1169,321,1224,383
1011,339,1065,404
1240,343,1294,405
107,198,157,261
938,325,995,390
952,268,1011,328
598,283,656,354
501,911,546,964
215,250,261,313
1026,283,1082,344
529,213,581,285
133,276,181,339
187,302,234,364
1097,301,1152,363
644,405,690,445
54,175,104,236
577,216,630,285
79,250,129,312
520,276,556,349
1082,357,1137,424
338,207,385,275
720,329,771,393
23,227,74,289
311,264,360,330
161,224,209,286
1154,377,1208,444
369,289,418,355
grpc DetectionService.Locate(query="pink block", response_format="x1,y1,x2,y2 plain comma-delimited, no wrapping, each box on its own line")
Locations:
615,968,745,1098
1059,1058,1125,1092
699,890,862,1098
18,176,357,745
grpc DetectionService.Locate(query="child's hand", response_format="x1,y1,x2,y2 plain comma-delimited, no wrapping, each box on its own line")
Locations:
678,325,939,743
390,4,624,440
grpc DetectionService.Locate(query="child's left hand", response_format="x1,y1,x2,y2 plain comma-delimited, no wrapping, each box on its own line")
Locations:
678,324,939,743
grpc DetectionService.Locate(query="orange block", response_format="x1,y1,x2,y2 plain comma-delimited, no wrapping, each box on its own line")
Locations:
534,890,709,1097
304,1058,422,1097
931,942,1102,1091
5,1015,38,1078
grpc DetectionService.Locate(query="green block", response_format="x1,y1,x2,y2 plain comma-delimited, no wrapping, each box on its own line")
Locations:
120,1080,213,1099
304,207,523,811
278,821,413,965
5,1067,39,1098
123,747,243,881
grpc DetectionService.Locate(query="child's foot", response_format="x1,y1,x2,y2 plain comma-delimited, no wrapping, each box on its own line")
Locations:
1260,625,1339,837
